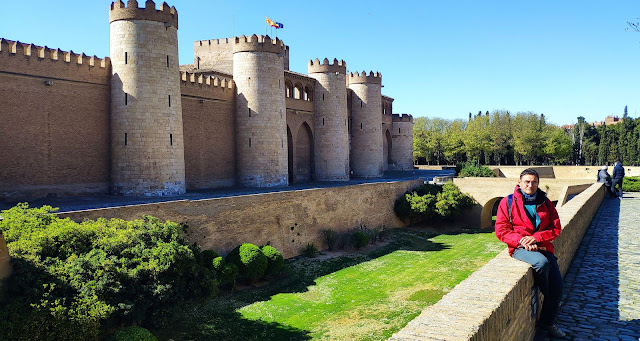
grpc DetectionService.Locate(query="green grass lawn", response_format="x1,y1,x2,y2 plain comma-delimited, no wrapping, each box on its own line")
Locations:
155,228,504,341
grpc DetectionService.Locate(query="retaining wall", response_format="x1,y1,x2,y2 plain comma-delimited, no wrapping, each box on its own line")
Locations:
390,182,605,340
57,180,422,258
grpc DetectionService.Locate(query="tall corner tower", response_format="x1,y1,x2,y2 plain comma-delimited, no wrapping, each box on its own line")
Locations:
109,0,185,196
308,58,349,181
391,114,414,170
348,71,383,178
233,35,287,187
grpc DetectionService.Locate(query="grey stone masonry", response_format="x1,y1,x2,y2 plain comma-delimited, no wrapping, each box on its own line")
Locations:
545,192,640,340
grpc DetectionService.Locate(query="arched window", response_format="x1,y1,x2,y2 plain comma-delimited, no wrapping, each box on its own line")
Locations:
304,85,313,101
285,81,293,98
294,84,303,100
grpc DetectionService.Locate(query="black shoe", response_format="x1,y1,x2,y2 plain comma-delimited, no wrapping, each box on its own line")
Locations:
538,323,566,339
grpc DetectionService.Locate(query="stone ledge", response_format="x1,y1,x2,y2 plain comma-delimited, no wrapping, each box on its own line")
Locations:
390,183,605,341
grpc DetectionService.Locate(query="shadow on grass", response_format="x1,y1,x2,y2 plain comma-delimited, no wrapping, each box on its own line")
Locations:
152,227,489,341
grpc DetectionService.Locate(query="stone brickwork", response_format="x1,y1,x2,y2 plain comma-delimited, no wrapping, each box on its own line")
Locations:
0,1,411,201
57,180,423,258
109,4,186,196
194,37,290,74
391,114,414,170
308,58,350,181
233,35,288,187
389,183,605,341
180,73,236,190
349,71,383,178
0,39,111,201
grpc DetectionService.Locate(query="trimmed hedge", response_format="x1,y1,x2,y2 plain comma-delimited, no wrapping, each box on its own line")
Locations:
225,243,268,282
261,245,284,276
622,176,640,192
109,326,157,341
0,204,217,341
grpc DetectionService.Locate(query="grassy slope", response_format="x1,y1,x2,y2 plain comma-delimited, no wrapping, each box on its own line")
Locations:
157,229,504,341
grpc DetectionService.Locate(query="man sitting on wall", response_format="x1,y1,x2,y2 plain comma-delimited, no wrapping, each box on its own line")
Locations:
494,168,566,338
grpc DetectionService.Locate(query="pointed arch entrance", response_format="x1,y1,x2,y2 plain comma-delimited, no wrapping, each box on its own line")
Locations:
383,129,392,170
295,122,314,182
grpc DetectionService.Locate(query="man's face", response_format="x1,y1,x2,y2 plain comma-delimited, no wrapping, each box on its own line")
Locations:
519,174,539,195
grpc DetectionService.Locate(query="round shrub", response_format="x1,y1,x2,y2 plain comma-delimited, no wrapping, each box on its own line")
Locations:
212,256,238,288
110,326,157,341
261,245,284,275
198,249,219,270
349,231,370,249
225,243,267,281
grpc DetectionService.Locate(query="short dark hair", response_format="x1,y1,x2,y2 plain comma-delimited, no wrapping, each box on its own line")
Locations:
519,168,539,180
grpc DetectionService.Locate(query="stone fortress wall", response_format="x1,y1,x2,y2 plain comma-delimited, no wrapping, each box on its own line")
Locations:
0,0,414,201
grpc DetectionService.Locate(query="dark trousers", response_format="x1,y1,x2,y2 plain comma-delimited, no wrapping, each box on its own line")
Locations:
612,178,623,197
512,248,563,325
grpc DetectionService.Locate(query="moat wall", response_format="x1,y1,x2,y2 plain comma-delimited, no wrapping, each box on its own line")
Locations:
57,180,422,258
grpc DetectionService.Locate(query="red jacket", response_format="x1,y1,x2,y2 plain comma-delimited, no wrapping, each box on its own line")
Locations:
495,185,562,256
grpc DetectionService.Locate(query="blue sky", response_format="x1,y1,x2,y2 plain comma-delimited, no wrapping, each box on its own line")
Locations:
1,1,639,126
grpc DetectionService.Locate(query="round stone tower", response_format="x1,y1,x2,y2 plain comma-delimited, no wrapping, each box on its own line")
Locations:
233,35,287,187
348,71,383,178
391,114,414,170
308,58,349,181
109,0,185,196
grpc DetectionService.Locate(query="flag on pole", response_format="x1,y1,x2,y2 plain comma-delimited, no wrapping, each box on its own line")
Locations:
266,16,284,29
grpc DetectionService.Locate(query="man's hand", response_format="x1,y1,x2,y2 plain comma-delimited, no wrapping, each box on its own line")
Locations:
519,236,538,251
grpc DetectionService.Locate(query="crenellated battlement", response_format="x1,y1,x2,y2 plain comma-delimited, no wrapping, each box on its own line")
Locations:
308,58,346,74
180,71,234,89
109,0,178,29
392,113,413,123
0,39,110,68
348,70,382,85
196,37,232,46
232,34,286,55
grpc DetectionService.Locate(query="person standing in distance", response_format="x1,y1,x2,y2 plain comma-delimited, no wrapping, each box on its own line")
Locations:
612,161,625,198
495,168,565,338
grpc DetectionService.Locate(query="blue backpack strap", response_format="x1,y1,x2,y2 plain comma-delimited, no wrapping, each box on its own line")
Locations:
507,194,513,224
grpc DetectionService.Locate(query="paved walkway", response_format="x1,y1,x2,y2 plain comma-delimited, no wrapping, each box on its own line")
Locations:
538,192,640,340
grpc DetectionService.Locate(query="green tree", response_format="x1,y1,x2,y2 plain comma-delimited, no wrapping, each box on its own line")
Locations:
443,119,467,164
463,115,492,164
543,125,572,164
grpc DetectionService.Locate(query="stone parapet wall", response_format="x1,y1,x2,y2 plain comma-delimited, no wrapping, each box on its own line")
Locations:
58,180,422,258
492,165,640,179
390,182,605,341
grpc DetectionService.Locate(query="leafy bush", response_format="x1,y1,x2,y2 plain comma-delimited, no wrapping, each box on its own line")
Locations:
261,245,284,276
109,326,157,341
435,182,476,218
321,229,339,251
393,182,475,224
349,231,370,249
394,184,442,224
212,257,238,289
302,243,319,258
0,204,217,341
198,249,219,270
622,176,640,192
458,163,496,177
225,243,267,282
